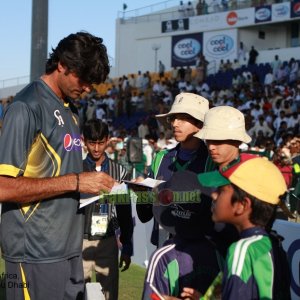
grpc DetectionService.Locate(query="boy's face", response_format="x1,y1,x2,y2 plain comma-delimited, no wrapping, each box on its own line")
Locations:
168,113,201,143
211,184,237,223
84,137,109,162
206,140,240,167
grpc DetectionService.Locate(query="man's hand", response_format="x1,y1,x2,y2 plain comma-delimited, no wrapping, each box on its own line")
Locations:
126,176,149,192
119,254,131,272
79,172,115,194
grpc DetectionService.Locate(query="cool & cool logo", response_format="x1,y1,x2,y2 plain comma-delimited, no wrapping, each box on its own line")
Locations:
64,134,81,152
255,7,271,21
174,38,201,59
206,35,233,56
273,4,289,18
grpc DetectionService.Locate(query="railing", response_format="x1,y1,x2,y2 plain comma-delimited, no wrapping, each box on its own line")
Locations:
118,0,290,24
117,0,179,20
0,76,30,89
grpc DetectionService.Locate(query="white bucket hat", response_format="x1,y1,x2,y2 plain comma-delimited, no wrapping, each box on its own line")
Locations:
156,92,209,122
194,106,252,143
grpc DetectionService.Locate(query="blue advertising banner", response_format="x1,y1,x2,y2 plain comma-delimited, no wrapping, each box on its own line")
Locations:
291,0,300,18
171,33,203,67
255,5,272,23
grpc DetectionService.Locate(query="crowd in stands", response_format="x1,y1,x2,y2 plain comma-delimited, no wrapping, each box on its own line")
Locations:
92,56,299,210
177,0,282,17
1,54,300,212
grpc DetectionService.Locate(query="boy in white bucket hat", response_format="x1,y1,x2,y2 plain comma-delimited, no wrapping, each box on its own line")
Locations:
156,92,208,125
194,105,252,169
136,92,212,248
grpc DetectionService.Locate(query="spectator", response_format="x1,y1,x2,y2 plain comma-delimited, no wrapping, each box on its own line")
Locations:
248,46,259,66
218,59,226,72
135,93,210,248
82,119,133,300
250,104,263,121
264,67,274,95
238,41,247,66
186,1,195,16
143,134,155,172
224,59,232,71
273,147,293,188
197,154,292,300
156,132,167,150
271,54,282,81
128,74,136,88
138,119,150,139
178,1,186,17
288,57,299,84
153,79,163,94
196,0,204,15
221,0,229,10
104,94,115,120
178,65,186,80
248,115,274,138
171,66,179,82
288,112,300,130
96,104,106,121
231,58,240,70
184,65,193,82
135,70,143,90
158,60,166,79
273,110,288,131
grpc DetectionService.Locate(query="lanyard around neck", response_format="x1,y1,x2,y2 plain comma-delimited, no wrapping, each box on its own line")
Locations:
174,160,192,171
172,150,197,171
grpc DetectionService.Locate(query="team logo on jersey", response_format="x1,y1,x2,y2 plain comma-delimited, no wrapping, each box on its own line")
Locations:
170,205,192,219
64,134,81,152
54,110,65,127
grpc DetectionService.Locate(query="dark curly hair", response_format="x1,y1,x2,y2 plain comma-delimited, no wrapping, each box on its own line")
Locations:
231,183,277,231
83,119,109,141
46,31,110,84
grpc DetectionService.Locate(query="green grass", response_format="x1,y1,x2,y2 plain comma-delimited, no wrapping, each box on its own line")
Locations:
0,257,146,300
119,264,146,299
0,257,5,300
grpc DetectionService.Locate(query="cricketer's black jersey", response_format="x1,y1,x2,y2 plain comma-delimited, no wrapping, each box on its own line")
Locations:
0,79,83,263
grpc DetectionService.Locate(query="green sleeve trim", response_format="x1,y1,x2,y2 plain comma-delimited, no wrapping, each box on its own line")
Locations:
151,149,168,178
164,259,179,296
227,236,273,298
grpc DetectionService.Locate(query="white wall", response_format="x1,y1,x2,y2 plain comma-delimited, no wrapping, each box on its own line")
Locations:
115,2,300,77
257,47,300,65
239,24,288,51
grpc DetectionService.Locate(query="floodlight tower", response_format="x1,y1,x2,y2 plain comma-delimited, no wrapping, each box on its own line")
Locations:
30,0,48,82
152,43,161,73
